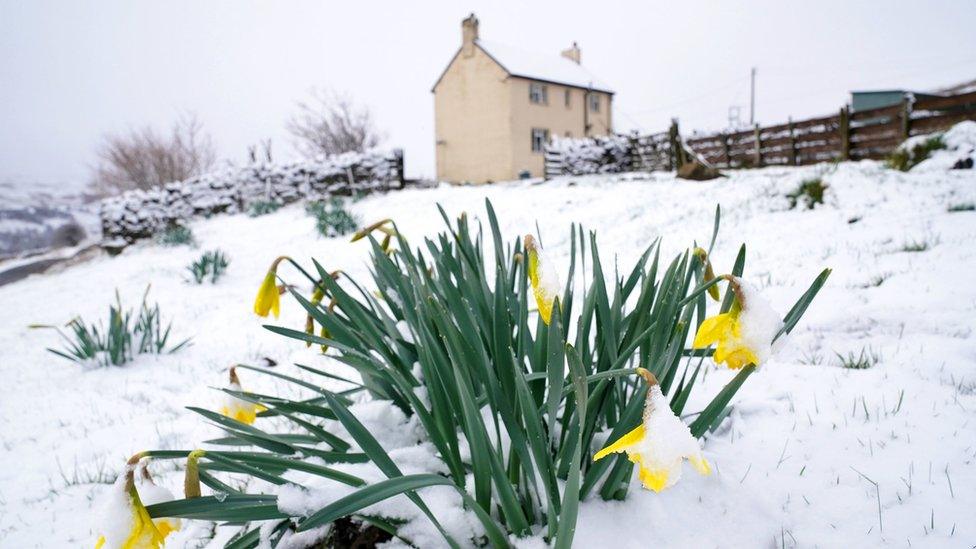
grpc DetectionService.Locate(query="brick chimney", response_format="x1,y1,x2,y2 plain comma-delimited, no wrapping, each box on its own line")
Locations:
461,13,479,57
561,42,581,64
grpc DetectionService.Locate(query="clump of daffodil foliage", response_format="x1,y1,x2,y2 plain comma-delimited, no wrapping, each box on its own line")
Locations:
134,201,829,548
186,249,230,284
306,197,361,238
33,289,191,367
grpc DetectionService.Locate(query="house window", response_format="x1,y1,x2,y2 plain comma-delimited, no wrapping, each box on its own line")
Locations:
530,82,548,104
531,128,550,152
588,93,600,112
564,89,571,107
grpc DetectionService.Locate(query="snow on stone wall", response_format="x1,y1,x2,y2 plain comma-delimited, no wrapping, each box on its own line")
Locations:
546,135,633,176
100,149,403,244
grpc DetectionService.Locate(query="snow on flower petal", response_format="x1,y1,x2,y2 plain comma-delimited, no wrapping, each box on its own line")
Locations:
692,277,783,369
593,369,709,492
525,234,561,325
94,465,164,549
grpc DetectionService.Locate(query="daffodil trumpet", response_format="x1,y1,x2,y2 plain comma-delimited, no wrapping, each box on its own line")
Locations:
134,459,180,539
220,367,265,425
524,234,561,326
692,275,783,370
253,256,330,318
94,453,167,549
593,368,710,492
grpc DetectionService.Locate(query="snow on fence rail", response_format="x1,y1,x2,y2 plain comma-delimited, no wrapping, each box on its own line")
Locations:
547,90,976,175
100,149,403,245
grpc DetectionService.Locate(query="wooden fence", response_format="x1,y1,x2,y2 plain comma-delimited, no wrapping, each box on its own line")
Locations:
686,90,976,168
545,90,976,176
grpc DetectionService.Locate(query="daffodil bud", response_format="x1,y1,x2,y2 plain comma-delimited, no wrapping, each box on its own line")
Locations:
693,247,721,301
305,285,326,348
184,449,206,499
524,235,560,325
253,256,289,318
594,368,709,492
692,276,783,369
350,218,393,242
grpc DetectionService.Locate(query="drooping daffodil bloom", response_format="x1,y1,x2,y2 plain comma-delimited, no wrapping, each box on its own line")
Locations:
135,461,180,539
524,234,561,325
94,461,165,549
253,256,290,318
692,276,784,369
594,368,710,492
220,367,264,425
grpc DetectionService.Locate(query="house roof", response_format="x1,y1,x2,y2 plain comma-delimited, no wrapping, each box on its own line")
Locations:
431,39,615,94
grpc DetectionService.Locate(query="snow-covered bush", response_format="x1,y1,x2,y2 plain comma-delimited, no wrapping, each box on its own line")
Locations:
32,290,190,367
133,202,829,547
100,149,402,245
548,135,633,175
305,197,360,238
886,135,946,171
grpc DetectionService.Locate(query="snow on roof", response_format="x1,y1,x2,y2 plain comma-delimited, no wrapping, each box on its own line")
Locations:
476,39,614,94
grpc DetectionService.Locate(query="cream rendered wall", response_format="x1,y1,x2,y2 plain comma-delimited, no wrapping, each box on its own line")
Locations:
434,47,512,184
508,78,613,179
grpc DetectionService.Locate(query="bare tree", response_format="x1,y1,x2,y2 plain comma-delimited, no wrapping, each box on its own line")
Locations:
287,89,382,158
91,114,217,195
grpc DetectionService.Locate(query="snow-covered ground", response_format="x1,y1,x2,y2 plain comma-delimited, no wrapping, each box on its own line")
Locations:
1,157,974,548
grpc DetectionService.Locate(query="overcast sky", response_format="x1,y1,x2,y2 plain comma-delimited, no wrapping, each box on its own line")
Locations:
2,0,975,186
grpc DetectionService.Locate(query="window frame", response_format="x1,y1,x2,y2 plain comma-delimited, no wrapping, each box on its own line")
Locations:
529,82,548,105
531,128,550,153
564,89,571,108
588,93,600,112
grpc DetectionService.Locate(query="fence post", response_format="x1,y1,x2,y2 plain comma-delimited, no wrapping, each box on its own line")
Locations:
721,134,731,168
900,97,911,140
753,124,762,167
787,118,797,166
839,107,850,161
669,119,683,170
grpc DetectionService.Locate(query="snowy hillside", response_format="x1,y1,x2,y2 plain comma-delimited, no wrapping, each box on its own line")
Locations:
0,159,974,547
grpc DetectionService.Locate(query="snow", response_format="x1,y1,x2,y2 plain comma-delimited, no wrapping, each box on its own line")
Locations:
736,277,786,365
475,40,613,94
911,120,976,172
1,150,975,547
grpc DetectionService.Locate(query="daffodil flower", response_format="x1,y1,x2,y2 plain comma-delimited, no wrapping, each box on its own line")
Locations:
220,367,264,425
524,234,560,325
253,256,289,318
692,277,783,369
594,369,710,492
136,461,180,539
94,462,164,549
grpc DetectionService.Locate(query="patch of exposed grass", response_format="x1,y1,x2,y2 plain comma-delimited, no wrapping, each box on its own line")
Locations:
947,202,975,213
786,178,828,210
900,235,939,253
886,135,946,172
248,200,283,217
835,347,881,369
156,224,195,247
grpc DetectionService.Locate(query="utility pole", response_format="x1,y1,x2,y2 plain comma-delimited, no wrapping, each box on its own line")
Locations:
749,67,756,125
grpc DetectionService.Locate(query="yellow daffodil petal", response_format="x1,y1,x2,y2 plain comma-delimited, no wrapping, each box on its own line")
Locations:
95,536,106,549
636,461,670,493
253,272,280,318
690,454,711,476
692,313,734,348
593,425,645,461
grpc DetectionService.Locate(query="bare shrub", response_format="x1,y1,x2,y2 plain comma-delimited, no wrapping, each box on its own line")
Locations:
287,89,382,158
92,114,216,195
